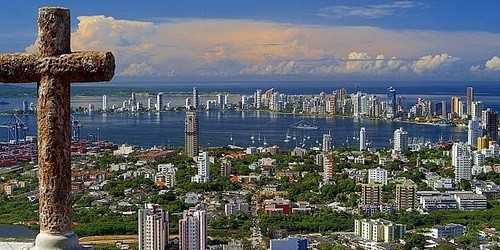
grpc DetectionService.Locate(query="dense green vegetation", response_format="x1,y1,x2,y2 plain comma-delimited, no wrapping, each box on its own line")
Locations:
73,207,137,237
372,201,500,232
258,209,354,233
0,196,37,225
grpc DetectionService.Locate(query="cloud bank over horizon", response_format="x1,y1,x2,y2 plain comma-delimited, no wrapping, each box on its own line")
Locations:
28,15,500,80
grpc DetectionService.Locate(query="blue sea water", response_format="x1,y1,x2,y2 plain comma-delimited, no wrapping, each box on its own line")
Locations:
0,80,497,148
0,110,467,150
0,224,36,238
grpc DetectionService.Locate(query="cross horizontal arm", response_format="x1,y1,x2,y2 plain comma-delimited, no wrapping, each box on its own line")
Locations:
0,51,115,83
0,53,39,83
40,51,115,83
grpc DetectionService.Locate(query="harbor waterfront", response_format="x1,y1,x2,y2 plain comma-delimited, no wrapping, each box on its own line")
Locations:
0,110,467,149
0,81,494,149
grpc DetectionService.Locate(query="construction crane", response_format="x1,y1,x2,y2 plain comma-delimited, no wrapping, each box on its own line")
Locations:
0,114,29,144
71,114,82,141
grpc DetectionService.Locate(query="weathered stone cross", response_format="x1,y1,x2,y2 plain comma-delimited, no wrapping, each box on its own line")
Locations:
0,7,114,249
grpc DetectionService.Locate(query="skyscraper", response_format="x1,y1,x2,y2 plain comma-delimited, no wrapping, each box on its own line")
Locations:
468,118,482,147
441,101,447,118
353,91,363,117
387,86,396,115
395,180,417,211
185,111,199,158
452,142,472,181
327,93,336,114
102,95,108,111
451,96,460,117
393,127,408,152
467,86,474,117
254,89,262,109
322,133,331,152
483,108,498,142
323,153,334,184
156,92,164,111
179,207,207,250
217,94,226,110
192,151,210,183
138,203,169,250
147,97,153,110
192,87,199,110
471,101,484,120
220,159,232,177
359,127,366,151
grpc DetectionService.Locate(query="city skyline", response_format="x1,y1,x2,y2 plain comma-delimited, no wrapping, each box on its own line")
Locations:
0,1,499,81
2,4,500,249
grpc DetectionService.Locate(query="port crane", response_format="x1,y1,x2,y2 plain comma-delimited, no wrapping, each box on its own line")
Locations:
0,114,28,144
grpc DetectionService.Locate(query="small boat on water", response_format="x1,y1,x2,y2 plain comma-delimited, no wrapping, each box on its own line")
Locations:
284,129,291,143
290,120,319,130
0,101,9,105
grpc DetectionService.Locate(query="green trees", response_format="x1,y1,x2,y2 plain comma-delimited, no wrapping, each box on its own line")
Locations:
457,179,472,191
258,209,353,234
320,178,357,204
403,233,426,250
73,208,138,236
0,196,37,225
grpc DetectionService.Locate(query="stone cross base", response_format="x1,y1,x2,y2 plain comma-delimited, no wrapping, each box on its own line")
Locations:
31,231,86,250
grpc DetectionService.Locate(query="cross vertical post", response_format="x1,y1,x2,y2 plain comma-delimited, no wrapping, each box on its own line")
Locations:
0,7,115,250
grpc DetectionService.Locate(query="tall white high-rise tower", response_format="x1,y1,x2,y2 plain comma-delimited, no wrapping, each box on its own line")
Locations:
138,203,169,250
359,127,366,151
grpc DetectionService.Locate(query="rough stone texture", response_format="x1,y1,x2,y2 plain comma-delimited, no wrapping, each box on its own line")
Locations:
38,7,70,57
37,75,72,233
0,6,115,237
0,52,115,83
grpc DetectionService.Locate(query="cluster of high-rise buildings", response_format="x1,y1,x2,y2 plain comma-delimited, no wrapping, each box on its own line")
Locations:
138,203,207,250
243,86,403,118
185,87,229,111
100,92,167,113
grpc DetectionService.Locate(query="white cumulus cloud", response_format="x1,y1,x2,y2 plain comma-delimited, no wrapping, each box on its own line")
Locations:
23,14,500,79
485,56,500,71
411,53,459,75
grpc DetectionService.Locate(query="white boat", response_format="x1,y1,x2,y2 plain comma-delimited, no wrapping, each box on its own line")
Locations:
290,120,319,130
284,129,291,143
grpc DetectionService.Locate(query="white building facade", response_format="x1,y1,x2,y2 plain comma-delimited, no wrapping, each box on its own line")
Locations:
138,203,169,250
192,152,210,183
179,207,207,250
452,142,472,181
368,167,388,185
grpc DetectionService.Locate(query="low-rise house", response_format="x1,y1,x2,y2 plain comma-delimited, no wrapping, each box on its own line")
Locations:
292,201,315,214
454,193,487,210
185,192,201,204
262,197,292,215
225,200,249,216
430,223,464,239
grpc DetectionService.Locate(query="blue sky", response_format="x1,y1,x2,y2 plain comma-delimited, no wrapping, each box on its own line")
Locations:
1,1,500,81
